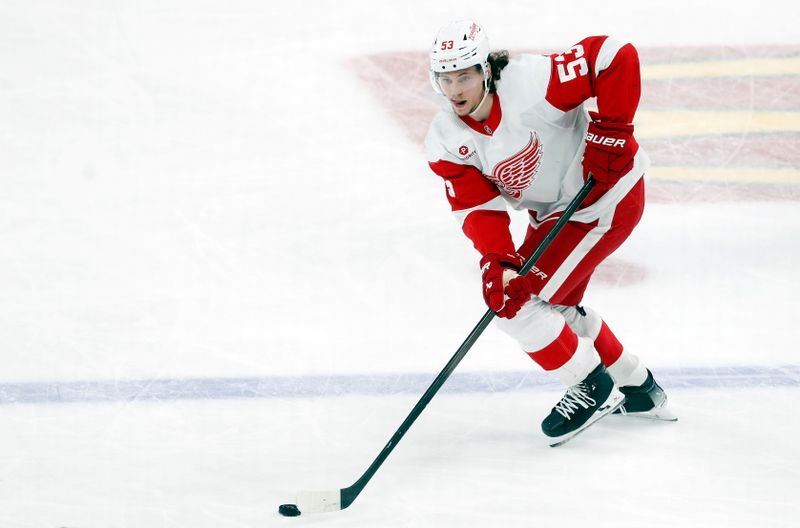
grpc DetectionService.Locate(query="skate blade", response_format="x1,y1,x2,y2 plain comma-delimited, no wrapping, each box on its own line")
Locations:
548,389,625,448
615,405,678,422
613,398,678,422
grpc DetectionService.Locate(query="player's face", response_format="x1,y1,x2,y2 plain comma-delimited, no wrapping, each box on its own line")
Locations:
436,67,486,116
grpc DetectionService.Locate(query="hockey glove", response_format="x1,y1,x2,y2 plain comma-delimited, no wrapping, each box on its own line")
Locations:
583,112,636,189
480,253,535,319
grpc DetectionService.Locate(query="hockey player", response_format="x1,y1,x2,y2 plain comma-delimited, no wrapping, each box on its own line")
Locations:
425,20,673,446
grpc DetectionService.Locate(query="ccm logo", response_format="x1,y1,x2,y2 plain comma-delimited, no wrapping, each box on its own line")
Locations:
586,132,626,148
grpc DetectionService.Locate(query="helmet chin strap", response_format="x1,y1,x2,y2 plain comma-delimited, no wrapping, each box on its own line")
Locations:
467,89,490,118
467,67,491,118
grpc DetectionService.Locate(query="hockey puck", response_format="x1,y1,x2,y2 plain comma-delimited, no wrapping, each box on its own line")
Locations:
278,503,301,517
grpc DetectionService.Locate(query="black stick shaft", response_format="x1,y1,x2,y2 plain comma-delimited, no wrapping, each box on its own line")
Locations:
340,177,596,509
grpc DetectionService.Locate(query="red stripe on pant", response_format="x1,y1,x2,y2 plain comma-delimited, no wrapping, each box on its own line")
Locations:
517,178,645,306
527,323,578,371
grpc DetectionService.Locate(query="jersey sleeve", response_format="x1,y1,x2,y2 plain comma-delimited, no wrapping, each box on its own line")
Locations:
428,159,516,258
544,36,641,124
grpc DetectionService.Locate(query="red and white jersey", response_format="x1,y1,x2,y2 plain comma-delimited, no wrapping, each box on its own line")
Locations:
425,36,650,258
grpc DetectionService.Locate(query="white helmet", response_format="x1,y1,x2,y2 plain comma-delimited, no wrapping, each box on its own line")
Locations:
429,20,490,95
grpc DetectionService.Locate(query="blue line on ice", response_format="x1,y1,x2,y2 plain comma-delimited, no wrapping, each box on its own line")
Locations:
0,365,798,406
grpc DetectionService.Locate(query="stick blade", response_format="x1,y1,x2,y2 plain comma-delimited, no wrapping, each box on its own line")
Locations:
296,489,342,514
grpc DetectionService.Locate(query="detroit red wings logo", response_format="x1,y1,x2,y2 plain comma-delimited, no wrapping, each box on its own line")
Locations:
488,132,542,199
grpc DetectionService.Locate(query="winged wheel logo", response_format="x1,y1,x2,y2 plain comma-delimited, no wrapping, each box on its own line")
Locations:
488,132,542,199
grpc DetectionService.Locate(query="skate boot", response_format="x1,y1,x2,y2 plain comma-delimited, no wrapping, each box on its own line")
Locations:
614,369,677,421
542,364,624,447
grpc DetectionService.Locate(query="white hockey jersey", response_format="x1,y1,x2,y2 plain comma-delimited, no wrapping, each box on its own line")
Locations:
425,36,650,258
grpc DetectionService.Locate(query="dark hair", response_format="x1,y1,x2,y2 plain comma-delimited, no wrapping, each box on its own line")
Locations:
485,50,510,93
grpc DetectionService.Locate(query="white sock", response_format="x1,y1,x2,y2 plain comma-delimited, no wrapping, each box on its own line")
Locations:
607,351,648,387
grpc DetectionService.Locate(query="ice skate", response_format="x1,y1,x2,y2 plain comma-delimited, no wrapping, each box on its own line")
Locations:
542,364,624,447
614,369,677,421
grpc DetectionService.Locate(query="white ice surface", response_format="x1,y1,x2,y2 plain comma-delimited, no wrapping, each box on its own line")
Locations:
1,1,799,526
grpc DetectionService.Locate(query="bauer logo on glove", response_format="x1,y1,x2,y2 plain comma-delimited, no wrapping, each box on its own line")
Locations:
585,132,627,148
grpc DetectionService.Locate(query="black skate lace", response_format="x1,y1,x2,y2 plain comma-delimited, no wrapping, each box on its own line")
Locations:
554,383,596,420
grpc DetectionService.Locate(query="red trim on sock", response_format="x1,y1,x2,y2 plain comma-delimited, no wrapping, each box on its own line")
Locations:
595,321,623,366
527,324,578,371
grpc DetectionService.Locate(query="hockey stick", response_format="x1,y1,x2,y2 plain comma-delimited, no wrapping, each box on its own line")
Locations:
279,176,596,517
